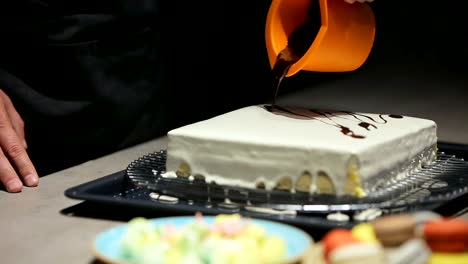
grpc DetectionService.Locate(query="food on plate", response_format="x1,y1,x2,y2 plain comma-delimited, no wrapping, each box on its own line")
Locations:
165,105,437,197
119,213,288,264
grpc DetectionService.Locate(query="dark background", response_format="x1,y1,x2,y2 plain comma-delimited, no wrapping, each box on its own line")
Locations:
162,0,467,142
164,0,466,107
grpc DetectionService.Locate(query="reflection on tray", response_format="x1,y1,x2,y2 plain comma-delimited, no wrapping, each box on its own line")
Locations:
125,150,468,214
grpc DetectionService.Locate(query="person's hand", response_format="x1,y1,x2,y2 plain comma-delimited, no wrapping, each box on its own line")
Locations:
344,0,374,3
0,89,38,192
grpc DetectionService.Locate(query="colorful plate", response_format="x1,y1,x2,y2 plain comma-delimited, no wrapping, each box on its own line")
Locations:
93,215,313,264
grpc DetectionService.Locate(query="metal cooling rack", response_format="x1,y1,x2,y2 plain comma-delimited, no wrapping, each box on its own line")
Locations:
125,150,468,213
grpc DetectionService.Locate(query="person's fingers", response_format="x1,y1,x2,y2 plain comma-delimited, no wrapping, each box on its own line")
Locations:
0,136,38,187
8,112,26,149
0,90,26,149
0,147,23,192
0,104,38,188
1,135,39,187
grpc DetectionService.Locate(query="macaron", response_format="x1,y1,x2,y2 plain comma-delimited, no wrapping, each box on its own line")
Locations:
322,229,361,260
423,217,468,252
351,223,379,244
329,242,386,264
412,211,443,238
429,252,468,264
322,228,386,264
411,211,442,226
371,214,416,247
386,238,431,264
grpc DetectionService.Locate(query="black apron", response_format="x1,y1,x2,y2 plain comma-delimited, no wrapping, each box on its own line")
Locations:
0,1,171,175
0,1,275,175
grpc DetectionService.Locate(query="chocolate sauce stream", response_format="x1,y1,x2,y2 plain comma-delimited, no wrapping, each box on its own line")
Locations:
270,0,321,110
271,58,292,110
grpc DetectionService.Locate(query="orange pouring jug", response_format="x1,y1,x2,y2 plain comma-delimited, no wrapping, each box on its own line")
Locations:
265,0,376,77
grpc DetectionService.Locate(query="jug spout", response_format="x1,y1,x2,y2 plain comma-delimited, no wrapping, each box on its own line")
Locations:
265,0,376,77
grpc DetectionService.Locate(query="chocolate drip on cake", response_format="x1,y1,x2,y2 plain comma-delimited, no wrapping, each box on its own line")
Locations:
339,126,365,139
266,105,405,139
359,122,377,131
378,114,404,123
342,111,387,124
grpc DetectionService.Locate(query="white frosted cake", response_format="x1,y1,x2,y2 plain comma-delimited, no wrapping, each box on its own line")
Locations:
165,105,437,197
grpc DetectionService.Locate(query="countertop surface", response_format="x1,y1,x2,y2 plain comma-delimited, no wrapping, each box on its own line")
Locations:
0,137,169,264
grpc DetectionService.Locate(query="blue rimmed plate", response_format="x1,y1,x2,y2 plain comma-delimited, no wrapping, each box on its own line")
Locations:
93,215,313,264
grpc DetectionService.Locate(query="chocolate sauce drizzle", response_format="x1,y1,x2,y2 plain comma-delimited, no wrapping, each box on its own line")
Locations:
264,105,405,139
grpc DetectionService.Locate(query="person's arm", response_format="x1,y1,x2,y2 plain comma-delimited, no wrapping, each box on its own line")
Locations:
0,89,38,192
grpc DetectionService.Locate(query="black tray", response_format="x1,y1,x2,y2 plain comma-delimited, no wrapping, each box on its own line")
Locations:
64,142,468,232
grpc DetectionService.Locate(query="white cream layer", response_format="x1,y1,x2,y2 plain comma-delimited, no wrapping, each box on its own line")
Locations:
165,105,437,195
